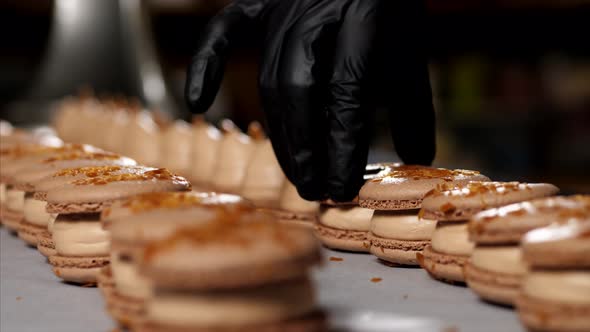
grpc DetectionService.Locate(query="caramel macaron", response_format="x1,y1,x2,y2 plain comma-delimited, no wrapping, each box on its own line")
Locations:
46,167,191,285
33,166,149,257
136,210,324,332
274,180,320,229
418,181,559,284
0,144,98,231
465,195,587,306
315,203,374,252
360,165,489,266
102,192,252,328
13,152,136,246
517,214,590,332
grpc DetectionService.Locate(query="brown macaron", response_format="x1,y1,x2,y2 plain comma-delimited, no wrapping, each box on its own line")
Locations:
360,165,489,266
273,180,320,229
516,214,590,332
315,203,374,252
417,181,559,284
465,195,586,306
136,209,324,332
46,167,191,285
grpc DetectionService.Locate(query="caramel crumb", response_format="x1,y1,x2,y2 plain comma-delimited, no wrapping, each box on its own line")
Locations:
16,296,22,301
403,294,408,299
442,326,459,332
370,277,382,283
329,257,343,262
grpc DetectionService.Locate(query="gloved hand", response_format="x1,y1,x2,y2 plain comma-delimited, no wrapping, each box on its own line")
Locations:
185,0,435,202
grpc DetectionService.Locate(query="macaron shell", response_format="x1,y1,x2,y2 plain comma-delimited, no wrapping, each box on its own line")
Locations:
49,255,110,284
421,182,559,222
417,245,468,284
314,223,369,252
517,293,590,332
369,234,430,266
463,261,521,306
469,196,590,245
36,230,56,257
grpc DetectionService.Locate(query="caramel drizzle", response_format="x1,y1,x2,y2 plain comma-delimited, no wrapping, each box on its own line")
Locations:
142,208,299,262
372,165,480,182
72,168,185,186
425,181,528,199
52,166,124,178
1,144,85,158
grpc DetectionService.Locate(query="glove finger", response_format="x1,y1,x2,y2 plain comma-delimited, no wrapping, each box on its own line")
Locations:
259,1,346,201
325,0,378,202
185,0,265,113
374,0,436,165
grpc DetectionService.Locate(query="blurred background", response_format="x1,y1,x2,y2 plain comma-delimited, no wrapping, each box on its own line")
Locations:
0,0,589,192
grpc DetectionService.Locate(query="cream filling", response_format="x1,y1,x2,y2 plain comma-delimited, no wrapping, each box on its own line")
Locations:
470,246,527,276
148,280,315,327
48,215,56,234
110,252,152,299
431,223,474,256
522,271,590,305
319,206,373,231
6,188,24,212
0,183,6,205
24,197,56,227
53,219,110,256
370,211,436,240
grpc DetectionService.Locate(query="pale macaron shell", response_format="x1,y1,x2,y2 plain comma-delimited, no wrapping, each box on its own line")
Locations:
469,195,590,245
240,139,285,207
210,126,256,194
421,182,559,221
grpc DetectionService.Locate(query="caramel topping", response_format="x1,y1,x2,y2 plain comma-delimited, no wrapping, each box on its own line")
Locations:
372,165,480,182
220,119,237,133
53,166,123,178
192,115,205,126
370,278,383,283
440,202,457,215
143,210,297,262
42,152,121,163
329,257,343,262
72,168,184,186
120,192,248,214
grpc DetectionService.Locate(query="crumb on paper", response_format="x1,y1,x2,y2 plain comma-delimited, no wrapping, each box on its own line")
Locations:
329,256,343,262
403,294,408,299
442,326,459,332
16,296,22,301
370,277,382,283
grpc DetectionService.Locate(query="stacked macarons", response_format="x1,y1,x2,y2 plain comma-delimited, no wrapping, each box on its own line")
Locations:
135,205,325,332
464,196,587,306
359,165,489,265
517,203,590,332
101,192,253,328
417,181,559,284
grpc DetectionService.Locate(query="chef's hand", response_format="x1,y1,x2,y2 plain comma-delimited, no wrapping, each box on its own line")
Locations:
185,0,435,202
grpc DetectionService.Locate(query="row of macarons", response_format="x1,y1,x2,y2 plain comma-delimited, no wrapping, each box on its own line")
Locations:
0,124,326,331
315,166,589,332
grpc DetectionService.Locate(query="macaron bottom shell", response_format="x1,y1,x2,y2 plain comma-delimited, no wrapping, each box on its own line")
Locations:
369,234,430,266
417,245,468,284
314,223,369,252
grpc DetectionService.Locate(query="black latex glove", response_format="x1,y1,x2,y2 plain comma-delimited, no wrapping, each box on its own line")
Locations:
185,0,435,202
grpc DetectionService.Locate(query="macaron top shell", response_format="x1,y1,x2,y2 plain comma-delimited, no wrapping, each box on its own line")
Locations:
46,167,191,205
523,218,590,269
420,182,559,221
141,210,320,290
469,195,590,245
359,165,489,209
108,192,253,244
12,153,137,191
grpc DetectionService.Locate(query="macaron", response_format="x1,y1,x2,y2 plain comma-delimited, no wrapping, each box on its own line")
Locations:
45,167,191,284
516,215,590,332
13,152,136,246
34,166,150,257
159,119,192,178
240,127,285,208
359,165,489,210
465,195,586,306
273,180,320,229
417,181,559,284
124,110,161,166
315,204,374,252
136,209,324,332
102,191,253,328
188,116,221,190
210,120,256,194
360,165,489,266
0,144,98,231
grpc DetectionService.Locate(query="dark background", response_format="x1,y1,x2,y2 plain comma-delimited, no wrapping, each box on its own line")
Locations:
0,0,589,192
